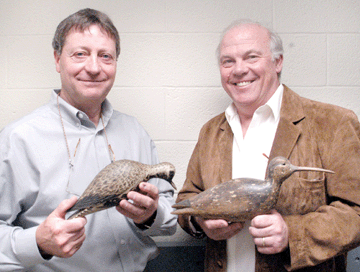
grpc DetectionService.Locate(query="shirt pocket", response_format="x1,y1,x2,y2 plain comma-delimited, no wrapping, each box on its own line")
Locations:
276,175,327,215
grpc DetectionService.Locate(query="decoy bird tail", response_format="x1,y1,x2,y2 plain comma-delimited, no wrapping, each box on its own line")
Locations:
67,209,86,220
172,199,191,208
171,199,194,215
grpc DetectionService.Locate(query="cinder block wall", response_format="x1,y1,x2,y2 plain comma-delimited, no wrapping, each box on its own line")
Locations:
1,0,359,263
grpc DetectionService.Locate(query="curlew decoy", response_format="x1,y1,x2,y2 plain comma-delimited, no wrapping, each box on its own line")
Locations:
67,159,176,219
172,156,334,222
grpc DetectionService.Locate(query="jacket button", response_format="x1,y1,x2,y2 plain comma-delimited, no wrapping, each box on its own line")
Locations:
217,260,223,268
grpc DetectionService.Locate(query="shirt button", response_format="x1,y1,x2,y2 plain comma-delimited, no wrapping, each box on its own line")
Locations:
120,239,126,245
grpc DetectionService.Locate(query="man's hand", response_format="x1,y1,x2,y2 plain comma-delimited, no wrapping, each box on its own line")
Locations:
194,217,244,241
116,182,159,225
249,209,289,254
36,196,87,258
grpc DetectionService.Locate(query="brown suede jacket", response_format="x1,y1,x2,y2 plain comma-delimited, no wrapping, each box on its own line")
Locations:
176,86,360,271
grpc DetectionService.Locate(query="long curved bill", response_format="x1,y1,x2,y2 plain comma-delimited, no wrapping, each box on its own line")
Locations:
291,165,335,174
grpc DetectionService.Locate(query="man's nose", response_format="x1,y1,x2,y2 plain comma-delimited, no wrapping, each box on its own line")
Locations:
232,60,249,76
85,55,101,74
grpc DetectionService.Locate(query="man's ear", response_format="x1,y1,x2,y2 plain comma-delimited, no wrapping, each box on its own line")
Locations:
275,54,283,74
54,51,61,73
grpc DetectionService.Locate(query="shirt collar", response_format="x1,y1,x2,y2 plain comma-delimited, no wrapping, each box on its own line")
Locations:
225,84,283,125
263,83,283,123
50,89,113,129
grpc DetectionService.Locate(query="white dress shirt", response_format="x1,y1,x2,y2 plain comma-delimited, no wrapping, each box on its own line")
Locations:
225,85,283,272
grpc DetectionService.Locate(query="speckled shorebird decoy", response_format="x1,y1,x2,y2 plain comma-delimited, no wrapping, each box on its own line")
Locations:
67,160,176,219
172,156,334,222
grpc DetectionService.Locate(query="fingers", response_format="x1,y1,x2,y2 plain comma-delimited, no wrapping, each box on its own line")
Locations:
55,195,78,219
196,217,228,229
36,197,87,258
249,210,289,254
137,182,159,200
195,217,244,241
116,182,159,224
129,182,159,208
56,196,87,232
55,227,87,257
117,199,144,218
250,209,279,228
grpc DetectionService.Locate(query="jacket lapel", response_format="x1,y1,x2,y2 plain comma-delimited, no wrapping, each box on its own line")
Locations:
219,116,233,183
269,85,305,161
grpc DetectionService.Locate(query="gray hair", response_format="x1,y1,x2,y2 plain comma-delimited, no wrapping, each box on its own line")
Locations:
52,8,120,59
216,19,284,63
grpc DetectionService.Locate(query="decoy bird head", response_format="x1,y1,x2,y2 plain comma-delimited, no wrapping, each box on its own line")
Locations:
149,162,177,190
268,156,335,184
154,162,175,181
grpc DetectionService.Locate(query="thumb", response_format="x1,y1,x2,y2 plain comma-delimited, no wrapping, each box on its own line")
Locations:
54,196,78,219
270,209,280,215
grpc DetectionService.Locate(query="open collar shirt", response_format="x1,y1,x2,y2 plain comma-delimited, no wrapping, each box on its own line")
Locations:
0,90,177,271
225,84,283,272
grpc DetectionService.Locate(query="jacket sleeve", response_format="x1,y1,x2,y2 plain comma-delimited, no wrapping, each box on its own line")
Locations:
284,110,360,270
176,114,233,238
176,120,222,238
176,138,206,238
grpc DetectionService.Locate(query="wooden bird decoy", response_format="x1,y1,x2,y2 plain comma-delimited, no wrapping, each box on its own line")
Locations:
67,159,176,219
172,156,334,222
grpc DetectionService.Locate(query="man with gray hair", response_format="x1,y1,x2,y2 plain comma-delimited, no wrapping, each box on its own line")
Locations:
0,8,177,271
176,20,360,271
